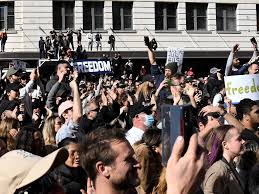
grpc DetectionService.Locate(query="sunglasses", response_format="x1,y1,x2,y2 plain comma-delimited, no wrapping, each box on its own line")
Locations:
91,107,100,112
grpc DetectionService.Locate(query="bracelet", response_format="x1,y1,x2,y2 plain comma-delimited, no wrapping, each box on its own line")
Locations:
220,109,227,117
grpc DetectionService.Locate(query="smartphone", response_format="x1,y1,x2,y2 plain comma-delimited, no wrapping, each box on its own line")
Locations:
251,37,257,45
161,105,197,166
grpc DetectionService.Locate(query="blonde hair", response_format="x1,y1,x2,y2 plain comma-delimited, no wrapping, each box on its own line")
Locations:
42,116,56,145
152,167,167,194
135,81,153,102
0,118,19,151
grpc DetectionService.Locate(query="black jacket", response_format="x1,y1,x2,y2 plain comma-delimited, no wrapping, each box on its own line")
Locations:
51,164,87,194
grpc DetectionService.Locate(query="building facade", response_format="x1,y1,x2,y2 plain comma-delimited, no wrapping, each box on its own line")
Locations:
1,0,259,61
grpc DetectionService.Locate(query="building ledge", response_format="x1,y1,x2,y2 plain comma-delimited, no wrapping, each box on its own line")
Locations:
0,50,255,61
216,31,241,34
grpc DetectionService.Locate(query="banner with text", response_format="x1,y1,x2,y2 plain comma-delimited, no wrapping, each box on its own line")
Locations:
72,60,112,74
9,60,27,71
224,74,259,103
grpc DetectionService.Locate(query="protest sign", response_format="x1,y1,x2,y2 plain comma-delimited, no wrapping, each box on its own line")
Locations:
9,60,27,71
72,60,112,74
224,74,259,103
166,47,184,65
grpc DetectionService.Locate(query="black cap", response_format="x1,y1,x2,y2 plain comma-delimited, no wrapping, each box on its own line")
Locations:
6,83,21,92
129,104,154,118
142,74,154,83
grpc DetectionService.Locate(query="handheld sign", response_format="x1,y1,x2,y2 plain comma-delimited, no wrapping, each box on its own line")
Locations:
72,60,112,74
166,47,184,72
224,74,259,103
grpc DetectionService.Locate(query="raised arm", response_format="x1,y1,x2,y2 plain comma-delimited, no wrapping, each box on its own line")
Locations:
70,70,82,123
225,44,239,76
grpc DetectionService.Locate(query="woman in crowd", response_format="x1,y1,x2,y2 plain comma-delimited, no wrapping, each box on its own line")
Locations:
203,125,245,194
42,115,61,154
51,137,87,194
16,125,46,156
0,117,19,151
133,128,163,194
135,77,155,107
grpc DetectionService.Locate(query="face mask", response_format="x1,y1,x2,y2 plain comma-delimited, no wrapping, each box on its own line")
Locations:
144,114,154,128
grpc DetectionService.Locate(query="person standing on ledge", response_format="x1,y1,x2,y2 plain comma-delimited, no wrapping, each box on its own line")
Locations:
1,28,7,52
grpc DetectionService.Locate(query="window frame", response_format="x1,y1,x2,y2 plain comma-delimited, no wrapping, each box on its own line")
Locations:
0,1,14,30
83,1,104,31
186,3,207,31
112,2,133,31
53,1,75,30
216,4,237,32
155,2,177,31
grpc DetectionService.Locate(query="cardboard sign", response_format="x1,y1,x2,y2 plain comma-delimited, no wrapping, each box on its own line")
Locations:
166,47,184,66
72,60,112,74
224,74,259,103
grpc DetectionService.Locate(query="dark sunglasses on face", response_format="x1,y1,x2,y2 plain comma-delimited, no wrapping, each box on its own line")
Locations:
91,107,100,112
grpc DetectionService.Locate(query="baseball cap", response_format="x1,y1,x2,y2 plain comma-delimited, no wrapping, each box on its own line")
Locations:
130,104,154,118
6,67,19,78
142,74,154,83
209,67,221,74
0,148,68,194
58,100,73,117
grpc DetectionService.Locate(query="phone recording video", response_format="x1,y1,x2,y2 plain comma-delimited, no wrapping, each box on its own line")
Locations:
161,105,197,166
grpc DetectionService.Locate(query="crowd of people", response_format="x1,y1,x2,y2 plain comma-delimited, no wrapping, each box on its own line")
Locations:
39,28,116,60
0,36,258,194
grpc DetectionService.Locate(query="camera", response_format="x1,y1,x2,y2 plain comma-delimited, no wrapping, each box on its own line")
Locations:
144,36,158,50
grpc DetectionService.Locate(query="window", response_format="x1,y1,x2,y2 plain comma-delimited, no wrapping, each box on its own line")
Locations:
112,2,132,30
216,4,236,31
186,3,207,31
0,2,14,30
155,3,177,30
83,2,104,30
257,5,259,31
53,1,74,30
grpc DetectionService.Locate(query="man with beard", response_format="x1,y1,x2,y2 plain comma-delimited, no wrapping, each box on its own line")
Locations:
80,127,141,194
146,38,178,101
225,41,258,76
236,98,259,146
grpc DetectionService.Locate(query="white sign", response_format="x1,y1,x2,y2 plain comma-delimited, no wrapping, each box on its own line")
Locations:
224,74,259,103
72,60,112,74
166,47,184,66
9,60,27,71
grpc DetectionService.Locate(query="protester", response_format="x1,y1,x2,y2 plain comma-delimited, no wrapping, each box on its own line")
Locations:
95,32,102,51
133,128,162,194
80,127,141,194
108,32,116,51
126,104,154,145
87,30,94,51
0,148,68,194
51,137,87,194
1,28,7,52
0,35,259,194
203,125,245,194
39,36,46,59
